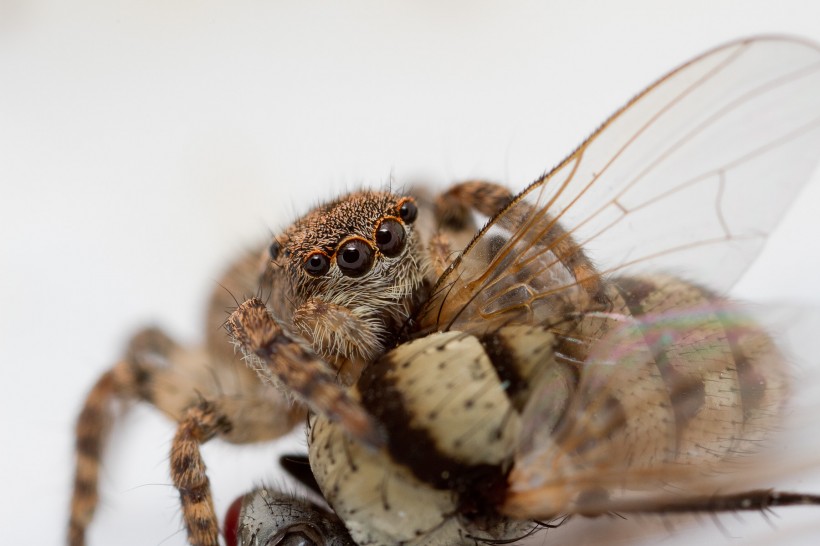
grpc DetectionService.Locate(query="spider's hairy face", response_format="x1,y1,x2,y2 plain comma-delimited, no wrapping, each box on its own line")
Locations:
263,190,427,365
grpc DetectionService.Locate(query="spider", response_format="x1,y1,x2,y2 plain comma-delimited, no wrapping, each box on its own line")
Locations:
68,179,514,546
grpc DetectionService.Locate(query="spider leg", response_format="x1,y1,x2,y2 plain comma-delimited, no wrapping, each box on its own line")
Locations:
422,180,516,281
68,325,304,546
69,362,124,546
226,297,383,447
171,400,232,546
438,179,604,301
435,180,514,226
428,231,460,280
69,327,176,546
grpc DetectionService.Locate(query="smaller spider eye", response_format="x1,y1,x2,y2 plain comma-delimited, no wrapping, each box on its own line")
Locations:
303,252,330,276
375,218,406,257
398,198,417,224
336,239,374,277
269,240,280,260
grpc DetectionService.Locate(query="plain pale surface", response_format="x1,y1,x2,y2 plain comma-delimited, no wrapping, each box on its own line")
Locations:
2,1,820,545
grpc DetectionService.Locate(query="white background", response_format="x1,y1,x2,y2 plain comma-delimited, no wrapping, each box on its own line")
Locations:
2,1,820,545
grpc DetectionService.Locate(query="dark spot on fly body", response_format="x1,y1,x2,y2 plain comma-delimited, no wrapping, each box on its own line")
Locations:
735,353,767,418
359,350,509,510
480,331,532,413
613,278,710,450
551,395,627,456
456,466,511,527
656,363,707,451
613,276,658,311
669,377,706,433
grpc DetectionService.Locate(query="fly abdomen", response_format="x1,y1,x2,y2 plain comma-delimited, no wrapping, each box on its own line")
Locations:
503,274,791,518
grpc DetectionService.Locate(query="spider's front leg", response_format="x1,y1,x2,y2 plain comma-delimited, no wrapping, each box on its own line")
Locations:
226,297,383,446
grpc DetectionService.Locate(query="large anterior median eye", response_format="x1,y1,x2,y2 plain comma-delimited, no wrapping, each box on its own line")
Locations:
336,238,374,277
375,218,406,257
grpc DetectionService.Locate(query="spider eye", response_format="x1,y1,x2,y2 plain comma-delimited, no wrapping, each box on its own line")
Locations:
375,218,406,257
303,252,330,276
269,240,281,260
336,239,374,277
398,198,417,224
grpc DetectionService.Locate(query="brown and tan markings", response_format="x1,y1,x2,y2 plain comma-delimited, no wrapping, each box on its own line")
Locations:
71,37,820,546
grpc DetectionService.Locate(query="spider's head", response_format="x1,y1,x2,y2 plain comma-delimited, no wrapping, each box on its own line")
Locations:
261,191,427,365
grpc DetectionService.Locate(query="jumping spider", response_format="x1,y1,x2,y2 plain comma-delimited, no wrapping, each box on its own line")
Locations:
69,181,513,546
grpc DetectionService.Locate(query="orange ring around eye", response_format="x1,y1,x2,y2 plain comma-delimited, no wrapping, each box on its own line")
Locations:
374,216,407,257
303,250,331,276
396,197,418,224
334,237,375,277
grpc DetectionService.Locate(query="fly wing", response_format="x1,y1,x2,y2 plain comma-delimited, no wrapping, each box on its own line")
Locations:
500,300,808,520
416,37,820,336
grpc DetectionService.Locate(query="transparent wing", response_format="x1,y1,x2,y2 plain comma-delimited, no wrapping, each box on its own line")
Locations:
501,301,820,520
417,37,820,336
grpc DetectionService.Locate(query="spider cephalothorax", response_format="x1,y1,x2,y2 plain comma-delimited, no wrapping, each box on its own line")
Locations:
263,190,428,383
